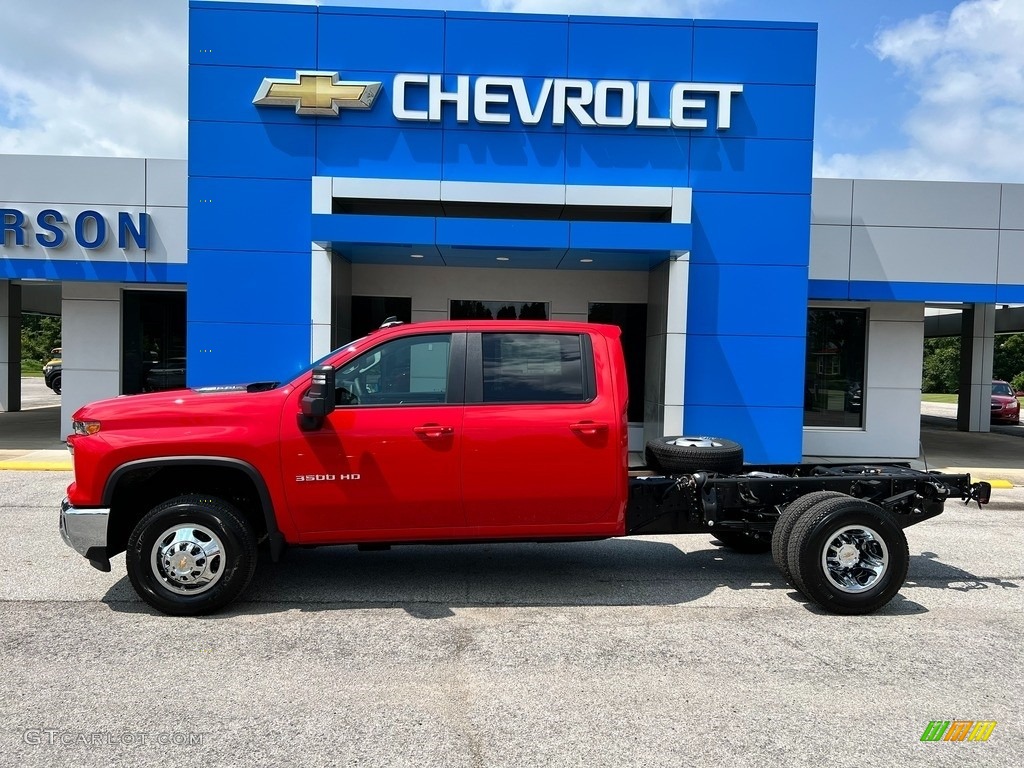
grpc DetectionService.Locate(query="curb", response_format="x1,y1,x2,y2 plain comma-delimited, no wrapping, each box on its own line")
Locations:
0,461,73,471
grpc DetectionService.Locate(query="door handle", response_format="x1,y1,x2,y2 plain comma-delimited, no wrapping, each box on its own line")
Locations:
569,421,608,435
413,424,454,438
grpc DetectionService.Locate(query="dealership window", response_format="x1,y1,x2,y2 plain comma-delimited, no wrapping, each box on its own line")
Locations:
122,291,186,395
450,300,548,321
805,309,867,428
351,296,412,340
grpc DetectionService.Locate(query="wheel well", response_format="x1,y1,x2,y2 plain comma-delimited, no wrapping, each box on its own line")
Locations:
106,465,269,558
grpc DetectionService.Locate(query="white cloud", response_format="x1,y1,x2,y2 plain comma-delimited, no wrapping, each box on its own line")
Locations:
0,0,187,158
815,0,1024,181
483,0,717,18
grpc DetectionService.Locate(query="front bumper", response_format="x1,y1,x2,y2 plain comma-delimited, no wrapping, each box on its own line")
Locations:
59,497,112,572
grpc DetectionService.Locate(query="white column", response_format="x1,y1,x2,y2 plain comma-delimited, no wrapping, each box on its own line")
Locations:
644,252,689,446
957,303,996,432
310,244,333,361
60,283,122,437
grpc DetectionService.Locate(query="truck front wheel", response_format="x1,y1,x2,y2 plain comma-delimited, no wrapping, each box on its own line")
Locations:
126,495,258,616
787,497,910,615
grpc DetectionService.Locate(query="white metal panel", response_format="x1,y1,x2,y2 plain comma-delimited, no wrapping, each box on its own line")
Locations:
0,155,145,206
145,159,187,208
811,178,852,225
997,229,1024,284
809,224,851,281
143,207,187,265
850,226,999,285
865,318,924,390
998,183,1024,230
442,180,564,205
852,179,1001,229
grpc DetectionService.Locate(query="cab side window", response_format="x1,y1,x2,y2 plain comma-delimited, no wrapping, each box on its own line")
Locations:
335,334,451,406
481,333,588,403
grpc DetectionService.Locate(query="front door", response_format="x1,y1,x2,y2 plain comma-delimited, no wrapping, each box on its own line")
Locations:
279,332,466,540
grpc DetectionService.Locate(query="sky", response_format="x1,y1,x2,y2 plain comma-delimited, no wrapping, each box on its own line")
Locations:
1,0,1022,182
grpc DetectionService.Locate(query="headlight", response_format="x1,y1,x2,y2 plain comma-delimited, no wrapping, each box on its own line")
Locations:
43,364,52,374
72,420,101,436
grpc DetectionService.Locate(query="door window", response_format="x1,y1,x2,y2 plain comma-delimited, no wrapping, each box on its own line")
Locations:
481,333,588,403
335,334,451,406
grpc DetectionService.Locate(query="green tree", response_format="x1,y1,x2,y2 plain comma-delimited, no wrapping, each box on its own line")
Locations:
20,313,61,364
921,337,960,394
994,333,1024,384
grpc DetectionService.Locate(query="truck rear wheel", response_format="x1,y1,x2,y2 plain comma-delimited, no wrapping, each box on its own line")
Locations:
645,436,743,474
772,491,847,583
786,497,910,615
126,494,258,616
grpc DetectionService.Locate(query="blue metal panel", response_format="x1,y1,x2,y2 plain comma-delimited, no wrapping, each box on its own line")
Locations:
557,250,668,270
312,214,436,246
442,130,566,184
684,334,806,408
0,259,147,282
187,321,313,387
188,178,311,252
683,405,805,464
569,221,690,252
997,285,1024,303
337,244,444,266
690,138,813,194
444,15,569,78
692,25,817,85
707,85,815,141
691,191,811,265
145,264,188,284
567,19,693,81
317,125,442,179
565,133,688,187
807,280,851,300
847,281,998,303
188,250,311,325
317,11,444,73
189,121,315,179
687,264,808,336
437,217,570,249
190,7,316,69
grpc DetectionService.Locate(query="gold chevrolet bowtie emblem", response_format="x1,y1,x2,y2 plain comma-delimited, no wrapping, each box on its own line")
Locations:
253,71,382,116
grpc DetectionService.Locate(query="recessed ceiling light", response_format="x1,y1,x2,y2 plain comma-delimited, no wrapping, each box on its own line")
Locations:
496,256,510,261
410,253,424,259
580,258,594,263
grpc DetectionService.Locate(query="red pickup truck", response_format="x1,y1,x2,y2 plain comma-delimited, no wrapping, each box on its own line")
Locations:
60,320,989,617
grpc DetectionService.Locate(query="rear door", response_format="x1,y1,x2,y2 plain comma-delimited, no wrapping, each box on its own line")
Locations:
460,331,623,537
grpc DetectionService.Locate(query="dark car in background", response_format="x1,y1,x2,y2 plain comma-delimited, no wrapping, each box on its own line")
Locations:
992,380,1020,424
42,348,62,395
143,357,186,392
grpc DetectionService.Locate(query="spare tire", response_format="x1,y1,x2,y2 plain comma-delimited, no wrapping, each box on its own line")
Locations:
645,436,743,475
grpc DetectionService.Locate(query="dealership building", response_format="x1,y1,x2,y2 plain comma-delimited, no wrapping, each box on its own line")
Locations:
2,1,1022,463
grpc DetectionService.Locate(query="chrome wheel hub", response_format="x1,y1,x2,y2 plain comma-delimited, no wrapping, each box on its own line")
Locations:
821,525,889,594
151,524,225,595
668,437,724,448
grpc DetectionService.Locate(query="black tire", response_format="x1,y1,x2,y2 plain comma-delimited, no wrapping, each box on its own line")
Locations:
772,491,848,583
52,375,61,395
645,436,743,474
126,494,258,616
787,496,910,615
713,530,771,554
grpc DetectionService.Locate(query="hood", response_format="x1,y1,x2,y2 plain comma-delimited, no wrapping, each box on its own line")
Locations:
72,382,289,426
991,394,1018,405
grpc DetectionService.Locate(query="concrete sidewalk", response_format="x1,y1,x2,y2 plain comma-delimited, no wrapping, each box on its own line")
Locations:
1,400,1020,484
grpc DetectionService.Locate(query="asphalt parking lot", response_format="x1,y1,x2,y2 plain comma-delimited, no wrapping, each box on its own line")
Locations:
1,467,1021,767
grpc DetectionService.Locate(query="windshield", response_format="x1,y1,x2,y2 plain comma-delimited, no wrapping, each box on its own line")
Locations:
992,382,1014,397
290,335,370,381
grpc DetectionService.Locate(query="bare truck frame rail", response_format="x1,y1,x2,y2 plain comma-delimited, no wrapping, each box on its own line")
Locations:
626,463,991,615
